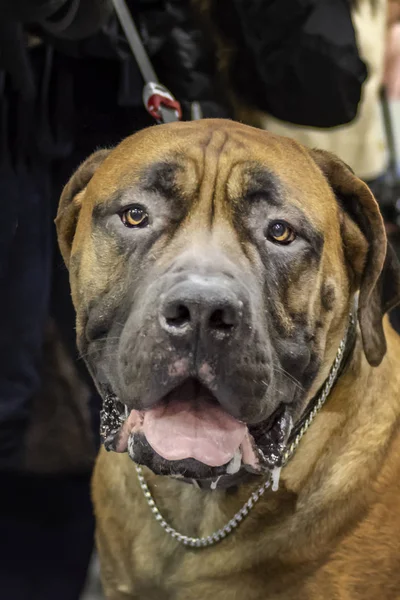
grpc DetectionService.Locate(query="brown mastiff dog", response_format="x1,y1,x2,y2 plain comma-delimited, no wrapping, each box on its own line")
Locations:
56,119,400,600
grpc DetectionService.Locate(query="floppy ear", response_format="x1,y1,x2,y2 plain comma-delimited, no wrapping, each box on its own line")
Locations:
55,148,112,268
310,148,400,366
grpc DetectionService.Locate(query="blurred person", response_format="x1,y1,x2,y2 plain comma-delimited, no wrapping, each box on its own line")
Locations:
0,2,232,598
0,4,111,600
257,0,388,186
198,0,387,189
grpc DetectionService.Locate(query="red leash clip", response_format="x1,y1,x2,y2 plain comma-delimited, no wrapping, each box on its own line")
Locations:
143,82,182,123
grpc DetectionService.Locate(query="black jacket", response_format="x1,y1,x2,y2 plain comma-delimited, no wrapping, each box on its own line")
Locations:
0,0,230,470
196,0,367,128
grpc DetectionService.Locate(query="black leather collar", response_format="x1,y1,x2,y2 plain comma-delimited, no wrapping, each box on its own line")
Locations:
287,317,357,446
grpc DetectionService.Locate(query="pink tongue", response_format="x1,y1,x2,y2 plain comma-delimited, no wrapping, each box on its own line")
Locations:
142,398,247,467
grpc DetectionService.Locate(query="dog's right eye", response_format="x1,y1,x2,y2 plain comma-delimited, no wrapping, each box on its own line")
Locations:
120,205,149,228
267,221,296,245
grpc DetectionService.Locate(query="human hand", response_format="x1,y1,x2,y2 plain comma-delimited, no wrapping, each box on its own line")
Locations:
388,1,400,27
384,23,400,99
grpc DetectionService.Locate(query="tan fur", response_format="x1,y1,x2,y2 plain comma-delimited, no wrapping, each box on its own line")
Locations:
57,120,400,599
91,326,400,600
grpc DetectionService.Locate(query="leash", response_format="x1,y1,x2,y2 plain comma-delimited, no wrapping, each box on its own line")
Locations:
111,0,203,124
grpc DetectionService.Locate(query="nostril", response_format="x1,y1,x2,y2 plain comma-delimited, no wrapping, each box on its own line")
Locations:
209,308,236,331
165,303,191,328
160,283,244,337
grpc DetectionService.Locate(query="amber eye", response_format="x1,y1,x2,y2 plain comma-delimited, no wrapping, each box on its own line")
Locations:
267,221,296,244
120,205,149,228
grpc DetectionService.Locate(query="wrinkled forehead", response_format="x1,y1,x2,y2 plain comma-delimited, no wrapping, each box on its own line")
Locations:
85,120,335,226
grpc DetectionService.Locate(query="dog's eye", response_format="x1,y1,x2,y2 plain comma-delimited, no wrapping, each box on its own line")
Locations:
267,221,296,245
120,205,149,228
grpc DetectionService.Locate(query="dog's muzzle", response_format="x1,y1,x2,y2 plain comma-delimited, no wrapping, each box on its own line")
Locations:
100,378,294,480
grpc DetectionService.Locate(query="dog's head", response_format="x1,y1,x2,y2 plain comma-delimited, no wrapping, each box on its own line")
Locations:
56,120,400,481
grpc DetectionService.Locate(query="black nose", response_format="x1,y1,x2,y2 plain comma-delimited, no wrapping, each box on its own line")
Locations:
160,276,243,339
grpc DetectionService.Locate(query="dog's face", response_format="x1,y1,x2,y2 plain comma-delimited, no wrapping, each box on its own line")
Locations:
56,120,400,480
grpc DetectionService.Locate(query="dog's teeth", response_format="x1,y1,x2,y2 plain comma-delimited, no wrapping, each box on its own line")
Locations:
210,476,222,490
226,449,242,475
271,466,282,492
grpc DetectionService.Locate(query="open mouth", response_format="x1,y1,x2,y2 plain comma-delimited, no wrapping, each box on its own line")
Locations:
101,378,293,480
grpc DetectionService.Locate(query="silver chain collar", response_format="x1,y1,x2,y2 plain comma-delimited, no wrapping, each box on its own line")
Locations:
135,315,354,548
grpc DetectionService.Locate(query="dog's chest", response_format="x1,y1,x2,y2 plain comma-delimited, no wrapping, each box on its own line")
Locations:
123,485,303,600
124,544,313,600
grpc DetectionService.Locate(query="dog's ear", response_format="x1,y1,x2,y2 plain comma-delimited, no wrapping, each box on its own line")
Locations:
55,148,111,268
310,148,400,366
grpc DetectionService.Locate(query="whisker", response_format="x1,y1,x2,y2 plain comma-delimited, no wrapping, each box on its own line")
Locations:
271,364,304,392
